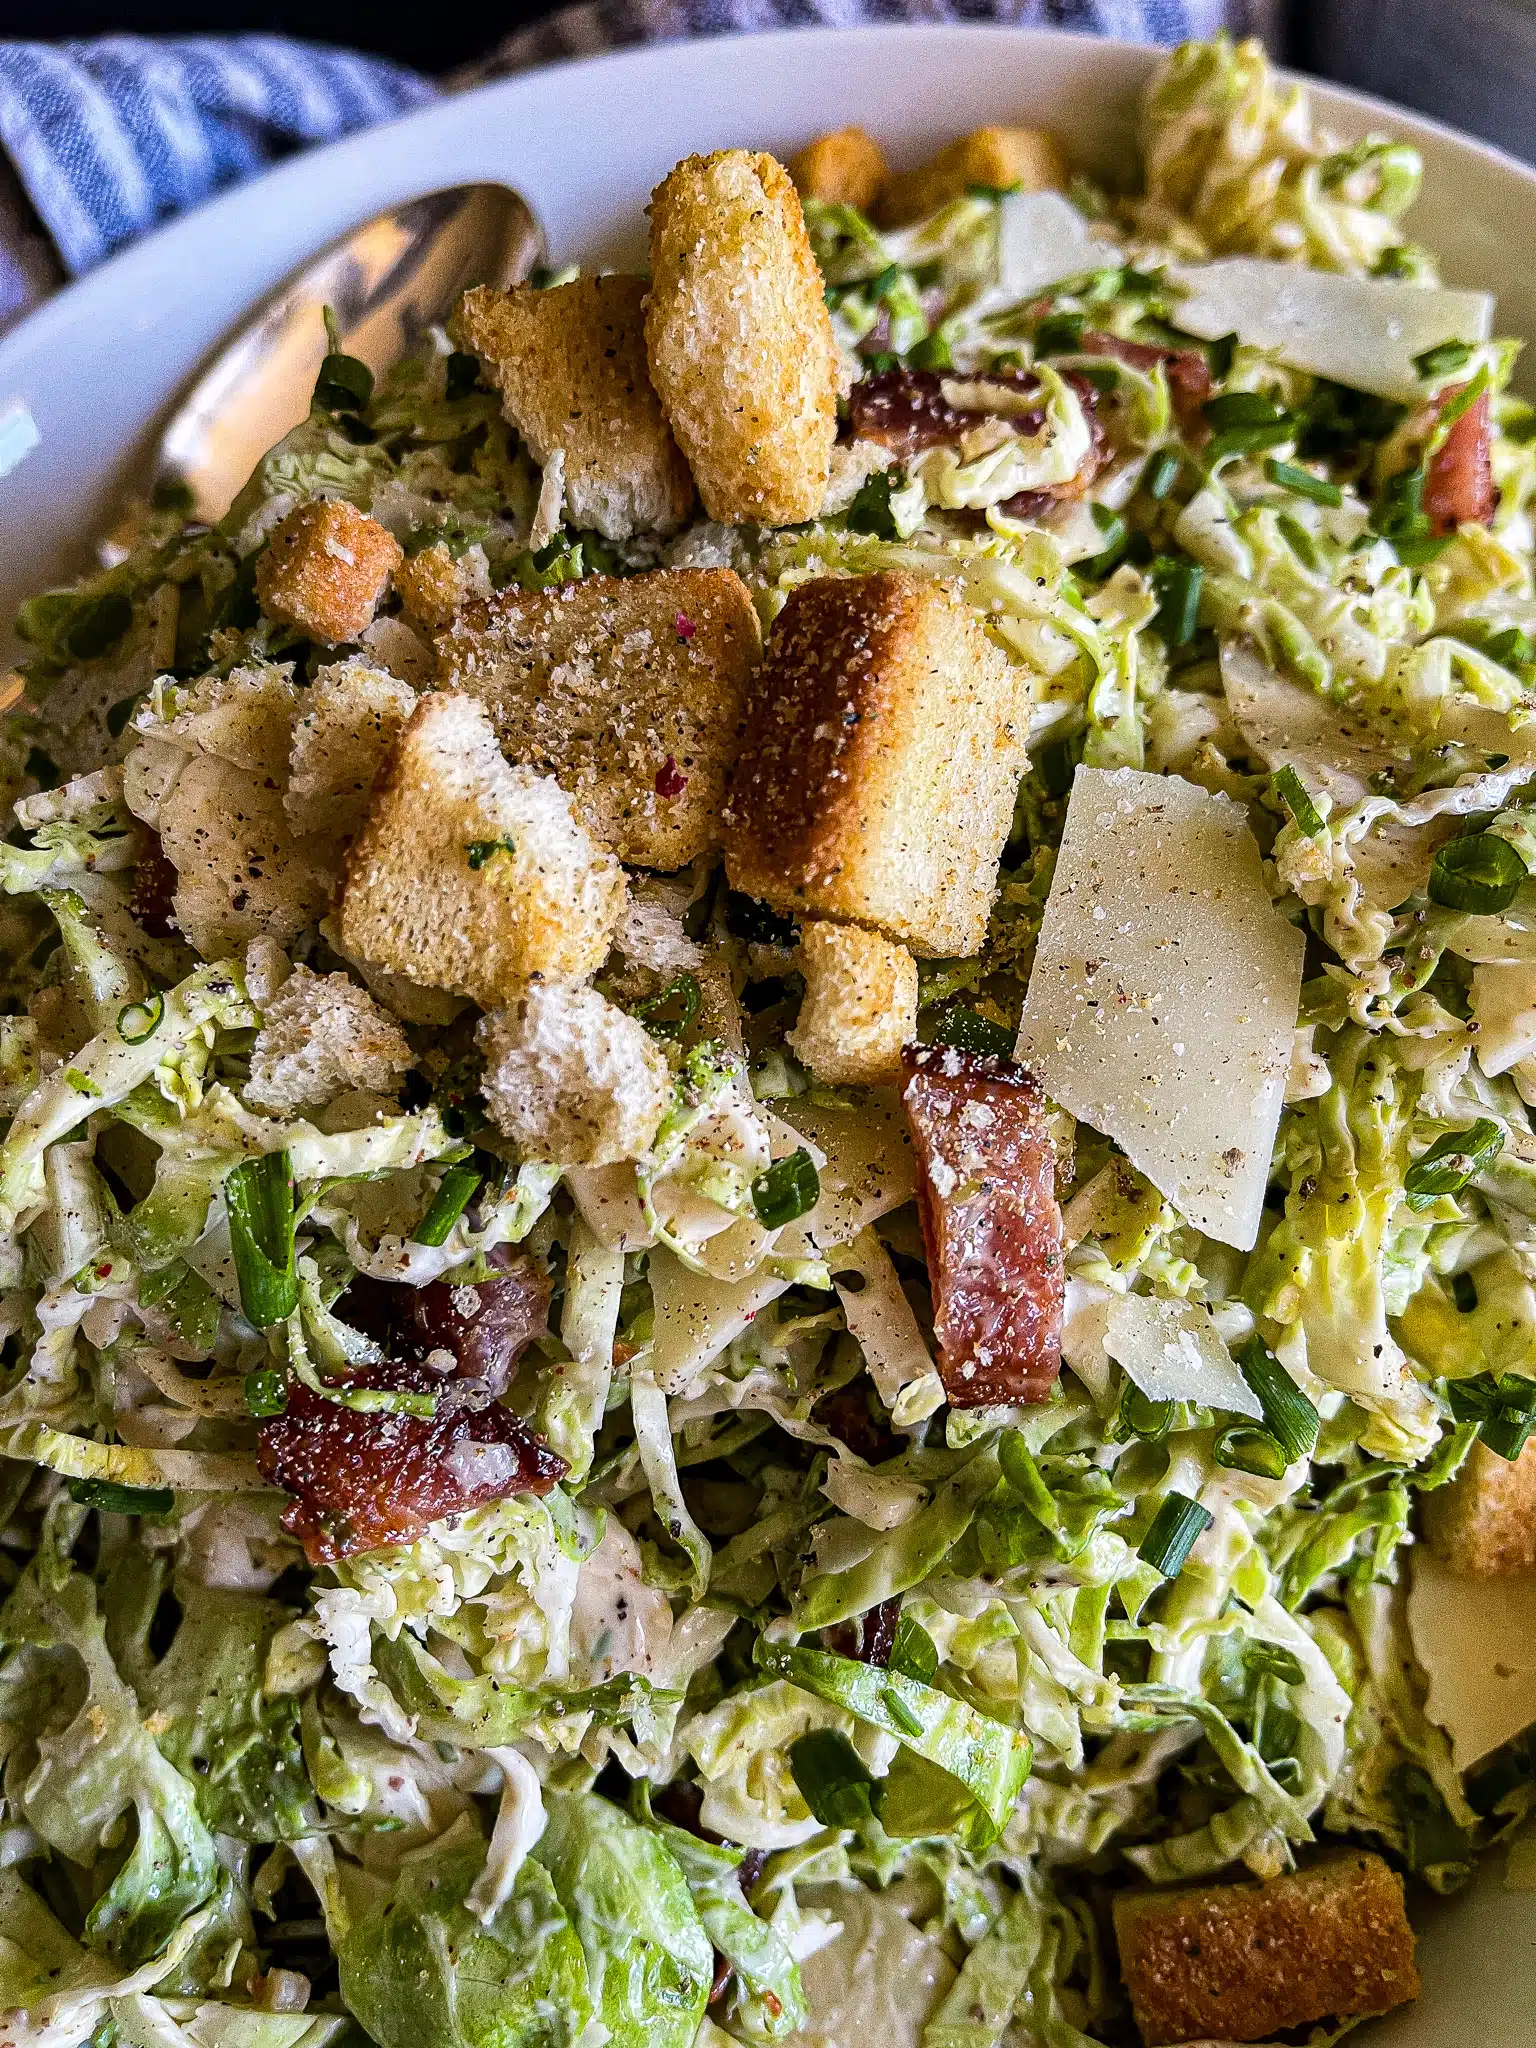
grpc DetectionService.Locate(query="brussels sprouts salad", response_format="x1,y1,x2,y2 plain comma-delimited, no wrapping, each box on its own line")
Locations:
3,31,1536,2048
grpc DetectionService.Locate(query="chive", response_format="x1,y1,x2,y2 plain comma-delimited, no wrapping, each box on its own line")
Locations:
1213,1424,1289,1479
66,1477,174,1516
1403,1119,1505,1211
1277,513,1321,572
1079,502,1128,580
1414,339,1473,382
1034,311,1086,356
861,350,902,376
934,1006,1013,1059
465,837,516,870
1247,1642,1305,1686
788,1728,877,1828
882,1688,924,1737
848,467,908,540
1430,832,1528,913
907,331,953,371
998,1429,1062,1528
888,1612,938,1685
1110,1383,1175,1443
1204,391,1293,430
1264,457,1343,507
1138,1491,1213,1577
1151,558,1203,647
413,1162,481,1246
65,592,133,661
224,1150,299,1328
243,1367,288,1418
1144,448,1181,500
313,349,374,414
115,993,165,1045
1236,1334,1320,1465
1481,1404,1536,1461
1272,765,1324,838
632,973,702,1043
1206,332,1238,380
751,1148,821,1230
445,350,482,401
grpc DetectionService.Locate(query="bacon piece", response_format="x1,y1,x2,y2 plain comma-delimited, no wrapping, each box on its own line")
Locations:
823,1597,901,1666
1077,330,1213,435
1425,387,1496,535
131,829,179,939
847,367,1045,458
998,370,1109,519
815,1381,899,1465
257,1362,566,1564
900,1044,1063,1407
337,1245,551,1395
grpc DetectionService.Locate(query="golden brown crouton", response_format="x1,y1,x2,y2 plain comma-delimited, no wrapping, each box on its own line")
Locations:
254,499,403,645
450,277,694,541
478,983,671,1167
645,150,839,526
875,126,1068,227
1423,1436,1536,1575
336,692,624,1009
789,127,889,213
723,573,1024,956
788,923,917,1086
285,659,416,841
1113,1852,1420,2047
436,568,760,870
246,964,413,1116
393,541,493,635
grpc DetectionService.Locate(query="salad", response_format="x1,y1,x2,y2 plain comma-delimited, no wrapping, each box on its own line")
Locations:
2,31,1535,2048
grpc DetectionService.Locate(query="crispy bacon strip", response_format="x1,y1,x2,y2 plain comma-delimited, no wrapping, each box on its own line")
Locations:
1077,330,1213,435
823,1597,901,1667
848,367,1044,457
900,1044,1063,1407
257,1363,566,1564
338,1246,551,1395
1425,387,1496,535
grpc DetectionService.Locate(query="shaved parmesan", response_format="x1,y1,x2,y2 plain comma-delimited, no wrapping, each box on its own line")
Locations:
997,190,1120,302
777,1090,916,1253
1166,258,1493,404
647,1251,791,1395
1408,1551,1536,1769
1103,1293,1262,1418
1059,1278,1114,1406
1220,642,1410,806
1016,766,1305,1248
829,1226,933,1407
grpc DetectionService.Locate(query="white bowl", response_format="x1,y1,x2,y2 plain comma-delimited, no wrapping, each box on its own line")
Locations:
0,22,1532,2035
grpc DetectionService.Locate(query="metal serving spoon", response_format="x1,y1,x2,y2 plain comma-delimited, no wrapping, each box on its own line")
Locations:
152,183,543,526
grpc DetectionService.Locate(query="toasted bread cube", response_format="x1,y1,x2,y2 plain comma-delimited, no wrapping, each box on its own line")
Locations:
1113,1852,1420,2047
723,573,1024,956
646,151,839,526
158,755,332,955
394,541,493,635
876,126,1067,227
336,693,624,1008
285,659,416,841
246,963,413,1116
254,499,403,645
788,923,917,1086
436,568,760,869
451,277,694,541
1423,1436,1536,1575
478,982,670,1167
789,128,890,213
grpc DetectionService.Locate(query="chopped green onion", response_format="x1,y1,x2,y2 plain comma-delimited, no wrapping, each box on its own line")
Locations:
1079,501,1128,580
65,592,134,661
861,350,902,376
412,1162,481,1246
1481,1404,1536,1461
882,1688,924,1738
1204,391,1292,429
1144,448,1181,500
788,1729,877,1828
465,837,516,870
1247,1642,1305,1686
1272,765,1325,839
224,1150,299,1328
1213,1424,1289,1479
66,1477,174,1516
888,1612,938,1686
1151,558,1204,647
243,1367,289,1418
313,349,374,414
1205,332,1238,380
1138,1491,1213,1578
115,993,165,1045
1414,339,1474,381
998,1429,1063,1530
1264,457,1343,507
1429,832,1528,913
907,331,953,371
1236,1334,1320,1465
632,972,702,1043
1277,513,1322,572
1033,311,1086,356
847,467,908,540
934,1006,1014,1059
751,1148,821,1230
1404,1119,1505,1211
1110,1383,1174,1443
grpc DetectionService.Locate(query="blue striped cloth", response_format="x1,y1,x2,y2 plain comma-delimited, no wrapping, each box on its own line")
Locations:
0,0,1259,306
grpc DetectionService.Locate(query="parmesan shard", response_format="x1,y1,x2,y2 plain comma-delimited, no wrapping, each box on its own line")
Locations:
1408,1551,1536,1769
1166,258,1493,404
996,191,1120,303
1103,1293,1263,1419
1015,766,1304,1249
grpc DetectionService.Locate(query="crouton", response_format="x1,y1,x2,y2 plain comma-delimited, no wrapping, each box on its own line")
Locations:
788,922,917,1086
254,499,403,645
319,917,466,1029
157,755,332,955
646,151,839,526
875,125,1067,227
450,277,694,541
285,659,416,841
478,981,671,1167
436,568,760,869
1423,1435,1536,1575
789,127,890,213
394,541,493,635
336,692,625,1008
723,573,1025,956
245,963,413,1116
1113,1851,1420,2047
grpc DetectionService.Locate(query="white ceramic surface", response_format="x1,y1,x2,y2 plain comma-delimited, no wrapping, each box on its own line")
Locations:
0,22,1532,2037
